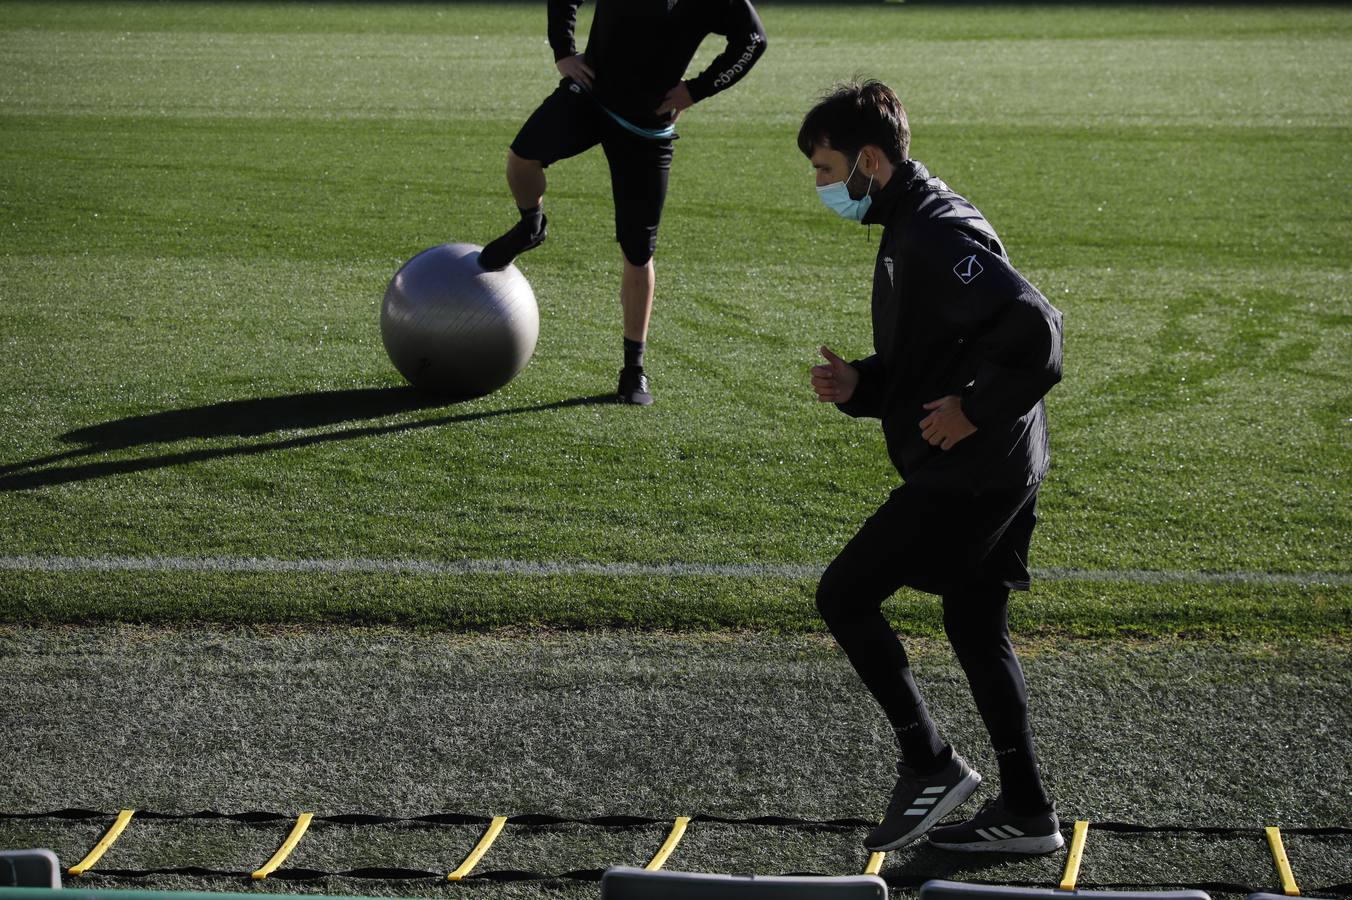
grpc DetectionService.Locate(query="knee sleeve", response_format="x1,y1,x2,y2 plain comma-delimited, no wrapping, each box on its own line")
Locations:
618,225,657,267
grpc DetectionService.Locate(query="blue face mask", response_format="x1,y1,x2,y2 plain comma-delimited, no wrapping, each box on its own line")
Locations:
816,153,874,222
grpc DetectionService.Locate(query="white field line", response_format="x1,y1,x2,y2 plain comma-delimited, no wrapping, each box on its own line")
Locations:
0,555,1348,586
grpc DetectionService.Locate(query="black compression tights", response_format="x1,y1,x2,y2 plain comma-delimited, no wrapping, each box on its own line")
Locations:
816,573,1051,815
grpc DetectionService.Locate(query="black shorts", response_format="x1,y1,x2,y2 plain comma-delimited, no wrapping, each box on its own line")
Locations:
830,481,1040,598
510,79,675,263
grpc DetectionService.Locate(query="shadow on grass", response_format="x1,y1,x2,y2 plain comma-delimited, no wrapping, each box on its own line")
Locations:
0,387,615,492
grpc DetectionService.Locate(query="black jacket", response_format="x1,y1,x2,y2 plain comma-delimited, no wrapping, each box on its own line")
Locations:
548,0,767,130
837,160,1064,493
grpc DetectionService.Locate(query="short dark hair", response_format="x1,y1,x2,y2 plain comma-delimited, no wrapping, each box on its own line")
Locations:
797,79,910,165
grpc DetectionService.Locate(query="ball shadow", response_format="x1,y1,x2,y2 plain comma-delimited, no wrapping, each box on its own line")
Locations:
0,387,615,492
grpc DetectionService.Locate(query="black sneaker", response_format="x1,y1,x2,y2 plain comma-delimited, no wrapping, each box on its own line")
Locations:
478,214,548,271
864,753,981,852
928,794,1064,854
617,366,652,406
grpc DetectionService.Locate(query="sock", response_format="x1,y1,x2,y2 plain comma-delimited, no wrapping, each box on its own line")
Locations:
994,730,1052,815
480,206,546,270
519,204,543,235
891,669,949,774
623,337,645,370
895,725,951,775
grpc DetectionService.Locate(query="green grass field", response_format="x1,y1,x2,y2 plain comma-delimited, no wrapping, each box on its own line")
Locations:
1,1,1348,632
1,3,1350,898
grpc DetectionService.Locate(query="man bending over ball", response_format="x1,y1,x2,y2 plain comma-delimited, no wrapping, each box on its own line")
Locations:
800,80,1066,855
477,0,767,405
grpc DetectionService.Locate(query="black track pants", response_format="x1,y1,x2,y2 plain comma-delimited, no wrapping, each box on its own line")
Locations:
816,482,1052,814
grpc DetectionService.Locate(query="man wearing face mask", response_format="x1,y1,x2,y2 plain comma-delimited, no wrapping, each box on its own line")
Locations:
799,80,1065,855
477,0,768,405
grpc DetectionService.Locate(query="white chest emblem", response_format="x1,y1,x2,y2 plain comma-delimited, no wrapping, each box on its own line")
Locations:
954,255,983,284
882,256,894,287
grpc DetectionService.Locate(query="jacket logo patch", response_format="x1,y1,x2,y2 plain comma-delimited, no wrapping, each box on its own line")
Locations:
883,256,894,287
953,255,983,284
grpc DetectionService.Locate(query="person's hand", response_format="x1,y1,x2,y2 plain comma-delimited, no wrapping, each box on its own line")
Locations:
919,395,977,450
655,82,693,118
556,54,594,89
810,346,859,404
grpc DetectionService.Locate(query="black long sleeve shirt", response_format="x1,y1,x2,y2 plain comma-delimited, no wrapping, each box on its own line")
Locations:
548,0,767,130
837,160,1064,493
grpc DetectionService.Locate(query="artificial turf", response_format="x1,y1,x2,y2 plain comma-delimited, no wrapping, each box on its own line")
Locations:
1,628,1349,896
0,3,1348,632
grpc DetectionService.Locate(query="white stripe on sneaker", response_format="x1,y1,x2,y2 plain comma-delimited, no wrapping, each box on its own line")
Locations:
868,767,982,853
1006,826,1025,837
915,798,937,806
930,830,1065,854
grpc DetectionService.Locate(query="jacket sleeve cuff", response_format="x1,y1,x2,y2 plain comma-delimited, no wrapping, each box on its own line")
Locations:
835,361,882,418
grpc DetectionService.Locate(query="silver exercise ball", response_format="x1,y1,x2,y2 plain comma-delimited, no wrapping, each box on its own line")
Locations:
381,243,539,397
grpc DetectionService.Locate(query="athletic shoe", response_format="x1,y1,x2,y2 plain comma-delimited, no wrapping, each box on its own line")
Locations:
478,214,548,271
927,794,1064,854
864,753,982,851
617,366,652,406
